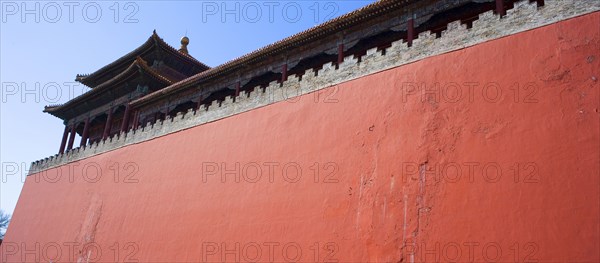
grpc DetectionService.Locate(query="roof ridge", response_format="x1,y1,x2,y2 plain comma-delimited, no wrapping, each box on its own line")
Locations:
76,30,210,87
133,0,405,106
134,56,177,84
45,58,173,114
151,32,211,69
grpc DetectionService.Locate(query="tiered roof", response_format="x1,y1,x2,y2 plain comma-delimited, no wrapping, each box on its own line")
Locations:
44,31,210,120
46,0,434,119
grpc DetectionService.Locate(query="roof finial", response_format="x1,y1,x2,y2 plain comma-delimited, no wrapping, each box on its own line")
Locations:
179,34,189,55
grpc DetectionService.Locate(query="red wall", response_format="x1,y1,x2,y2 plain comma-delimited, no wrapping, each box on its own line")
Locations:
2,13,599,262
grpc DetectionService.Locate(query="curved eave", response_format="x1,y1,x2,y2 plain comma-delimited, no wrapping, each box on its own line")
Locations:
45,58,174,120
77,31,210,88
132,0,417,107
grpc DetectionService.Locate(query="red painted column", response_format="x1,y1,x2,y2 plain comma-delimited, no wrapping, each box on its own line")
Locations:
281,64,288,83
235,82,240,97
338,43,344,64
133,111,140,130
536,0,545,7
137,111,141,127
80,118,90,147
103,108,113,140
407,18,415,47
120,104,132,133
196,100,202,111
66,124,76,151
58,124,69,154
496,0,506,17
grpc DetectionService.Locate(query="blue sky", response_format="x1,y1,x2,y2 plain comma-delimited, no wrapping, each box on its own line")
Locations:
0,0,374,215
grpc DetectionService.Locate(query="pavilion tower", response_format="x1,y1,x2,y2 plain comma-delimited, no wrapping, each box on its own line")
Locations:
44,31,209,153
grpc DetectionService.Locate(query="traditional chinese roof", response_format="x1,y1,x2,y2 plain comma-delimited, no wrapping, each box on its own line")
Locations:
76,30,210,88
47,0,444,120
132,0,423,107
45,31,211,120
45,57,176,120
